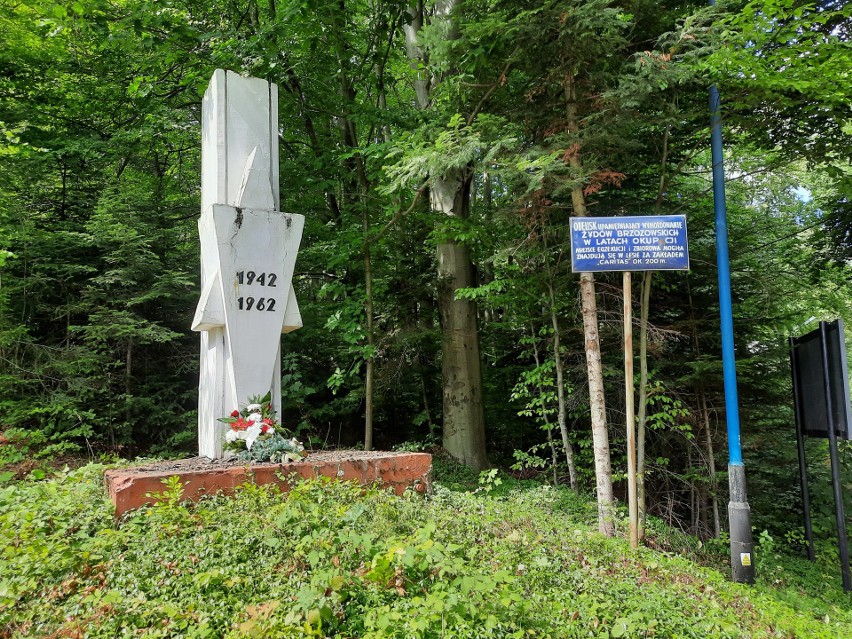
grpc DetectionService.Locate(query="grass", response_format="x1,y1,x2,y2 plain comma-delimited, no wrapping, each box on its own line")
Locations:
0,460,850,638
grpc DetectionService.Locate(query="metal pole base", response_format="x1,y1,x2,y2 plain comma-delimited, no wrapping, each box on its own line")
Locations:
728,464,755,584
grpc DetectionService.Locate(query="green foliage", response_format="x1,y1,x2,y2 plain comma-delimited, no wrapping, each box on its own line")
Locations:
701,0,852,164
0,0,850,555
2,466,852,638
233,434,305,464
475,467,503,494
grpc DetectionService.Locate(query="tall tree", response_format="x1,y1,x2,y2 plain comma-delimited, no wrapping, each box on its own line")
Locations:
400,1,488,470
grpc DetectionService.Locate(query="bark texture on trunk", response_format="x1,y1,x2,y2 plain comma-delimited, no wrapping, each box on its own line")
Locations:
363,214,374,451
432,171,488,471
403,0,487,471
564,70,614,535
580,271,615,534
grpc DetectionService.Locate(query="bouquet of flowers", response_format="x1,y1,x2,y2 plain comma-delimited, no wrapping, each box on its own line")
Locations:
219,392,305,463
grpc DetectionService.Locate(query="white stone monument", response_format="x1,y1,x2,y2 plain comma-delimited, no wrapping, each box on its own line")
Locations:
192,69,304,458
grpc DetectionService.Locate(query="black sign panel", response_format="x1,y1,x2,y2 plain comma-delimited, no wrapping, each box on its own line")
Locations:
791,319,852,440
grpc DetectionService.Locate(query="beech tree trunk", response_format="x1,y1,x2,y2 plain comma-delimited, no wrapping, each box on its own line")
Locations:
405,1,488,470
432,171,488,471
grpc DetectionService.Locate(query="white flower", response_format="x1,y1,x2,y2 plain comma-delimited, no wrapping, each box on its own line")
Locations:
245,424,263,450
225,429,238,443
246,403,262,411
248,412,263,423
265,427,275,436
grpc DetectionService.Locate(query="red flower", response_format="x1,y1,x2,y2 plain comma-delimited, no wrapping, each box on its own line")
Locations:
231,410,240,418
261,424,269,434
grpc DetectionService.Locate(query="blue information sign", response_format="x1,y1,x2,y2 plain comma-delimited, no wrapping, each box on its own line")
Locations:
570,215,689,272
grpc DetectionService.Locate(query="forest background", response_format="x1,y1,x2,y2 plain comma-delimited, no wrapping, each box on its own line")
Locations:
0,0,850,546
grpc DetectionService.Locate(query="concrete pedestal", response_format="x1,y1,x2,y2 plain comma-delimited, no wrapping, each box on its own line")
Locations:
105,451,432,518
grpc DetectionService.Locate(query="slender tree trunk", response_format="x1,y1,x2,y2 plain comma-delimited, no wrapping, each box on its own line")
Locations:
687,276,721,537
125,339,133,427
700,387,721,537
688,446,696,532
531,324,572,488
564,70,614,534
420,373,435,439
326,1,378,450
363,208,374,450
638,125,669,539
547,282,578,491
66,296,72,347
637,270,652,538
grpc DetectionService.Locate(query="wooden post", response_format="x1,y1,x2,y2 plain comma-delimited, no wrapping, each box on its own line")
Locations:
624,271,638,549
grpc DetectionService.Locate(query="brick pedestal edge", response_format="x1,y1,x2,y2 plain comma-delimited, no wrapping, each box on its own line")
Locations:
104,452,432,518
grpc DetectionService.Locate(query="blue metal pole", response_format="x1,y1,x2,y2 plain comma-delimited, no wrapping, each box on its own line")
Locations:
709,85,743,466
708,3,755,582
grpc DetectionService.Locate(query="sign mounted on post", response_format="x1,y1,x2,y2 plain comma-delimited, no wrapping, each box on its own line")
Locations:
568,214,689,551
569,215,689,272
790,319,852,592
791,319,852,440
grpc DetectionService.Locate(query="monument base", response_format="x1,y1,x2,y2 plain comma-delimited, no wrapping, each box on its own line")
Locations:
105,450,432,518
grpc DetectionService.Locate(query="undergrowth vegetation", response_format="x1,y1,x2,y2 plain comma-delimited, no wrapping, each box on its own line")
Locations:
1,463,851,638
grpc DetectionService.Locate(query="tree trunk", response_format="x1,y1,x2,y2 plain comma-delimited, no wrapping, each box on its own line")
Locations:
701,387,721,537
404,0,488,470
363,209,375,450
403,1,430,110
326,1,378,450
688,446,697,532
637,270,652,539
687,276,721,538
564,70,614,535
638,124,668,539
547,281,578,491
580,272,615,534
433,171,488,471
125,338,133,428
530,323,572,488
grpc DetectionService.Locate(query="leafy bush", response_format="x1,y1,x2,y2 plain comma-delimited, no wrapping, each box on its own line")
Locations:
1,465,851,638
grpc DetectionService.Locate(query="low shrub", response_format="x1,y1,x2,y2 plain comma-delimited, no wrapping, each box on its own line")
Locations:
1,464,850,638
